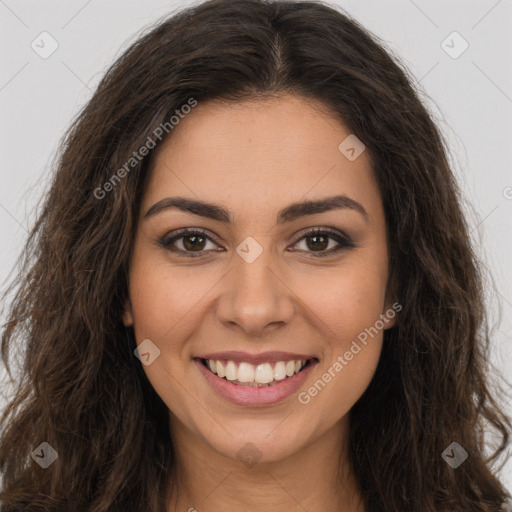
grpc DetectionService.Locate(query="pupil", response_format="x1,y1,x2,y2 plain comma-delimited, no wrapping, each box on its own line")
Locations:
308,235,327,251
184,235,205,251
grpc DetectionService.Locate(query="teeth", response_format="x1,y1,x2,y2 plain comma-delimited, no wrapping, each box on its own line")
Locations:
237,362,255,383
255,363,274,384
274,361,287,381
285,360,295,377
216,360,225,378
225,361,237,381
203,358,310,386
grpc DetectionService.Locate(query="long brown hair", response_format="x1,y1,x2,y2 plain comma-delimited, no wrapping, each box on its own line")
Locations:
1,0,510,510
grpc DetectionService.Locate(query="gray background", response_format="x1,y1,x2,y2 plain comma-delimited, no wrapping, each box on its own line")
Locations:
1,0,511,492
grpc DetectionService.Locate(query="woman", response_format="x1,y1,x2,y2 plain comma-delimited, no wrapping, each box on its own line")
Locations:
1,0,510,510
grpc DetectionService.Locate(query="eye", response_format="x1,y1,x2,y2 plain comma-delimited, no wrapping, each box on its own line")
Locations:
291,227,355,258
158,228,219,258
158,227,355,258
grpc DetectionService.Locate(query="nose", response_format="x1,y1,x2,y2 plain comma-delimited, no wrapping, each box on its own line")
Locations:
215,250,295,337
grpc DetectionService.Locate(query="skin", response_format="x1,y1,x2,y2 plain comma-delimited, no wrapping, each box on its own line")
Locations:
123,94,396,512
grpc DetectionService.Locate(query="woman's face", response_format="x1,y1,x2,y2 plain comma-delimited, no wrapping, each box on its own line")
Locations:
123,94,395,463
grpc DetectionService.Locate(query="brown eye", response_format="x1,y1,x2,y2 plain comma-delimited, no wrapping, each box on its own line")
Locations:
159,229,219,257
291,228,355,257
159,227,355,258
304,233,330,251
181,233,207,251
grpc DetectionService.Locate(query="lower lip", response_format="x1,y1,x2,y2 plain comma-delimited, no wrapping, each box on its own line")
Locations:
194,358,318,406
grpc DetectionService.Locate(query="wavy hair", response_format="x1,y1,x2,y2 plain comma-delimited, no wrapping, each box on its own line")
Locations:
1,0,510,510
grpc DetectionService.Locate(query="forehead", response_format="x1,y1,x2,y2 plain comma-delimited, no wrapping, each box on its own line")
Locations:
144,94,382,224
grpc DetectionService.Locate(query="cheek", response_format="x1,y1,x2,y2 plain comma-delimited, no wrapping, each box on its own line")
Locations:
296,269,386,418
127,253,207,413
294,255,387,412
128,251,212,341
300,255,389,342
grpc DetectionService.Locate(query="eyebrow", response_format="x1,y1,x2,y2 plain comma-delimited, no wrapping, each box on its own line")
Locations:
144,194,368,224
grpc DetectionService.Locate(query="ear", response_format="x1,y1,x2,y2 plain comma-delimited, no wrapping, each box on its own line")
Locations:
383,296,399,329
122,297,134,326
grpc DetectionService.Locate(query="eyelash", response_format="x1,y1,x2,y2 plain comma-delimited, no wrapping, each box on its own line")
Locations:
158,227,355,258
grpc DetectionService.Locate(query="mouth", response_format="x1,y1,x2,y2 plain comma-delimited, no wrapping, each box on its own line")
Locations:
198,357,317,387
193,354,319,406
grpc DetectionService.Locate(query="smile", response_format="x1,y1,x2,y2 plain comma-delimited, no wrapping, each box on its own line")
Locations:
194,355,319,406
200,358,314,387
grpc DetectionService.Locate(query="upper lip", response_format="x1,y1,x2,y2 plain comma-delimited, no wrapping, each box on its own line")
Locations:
195,351,317,365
